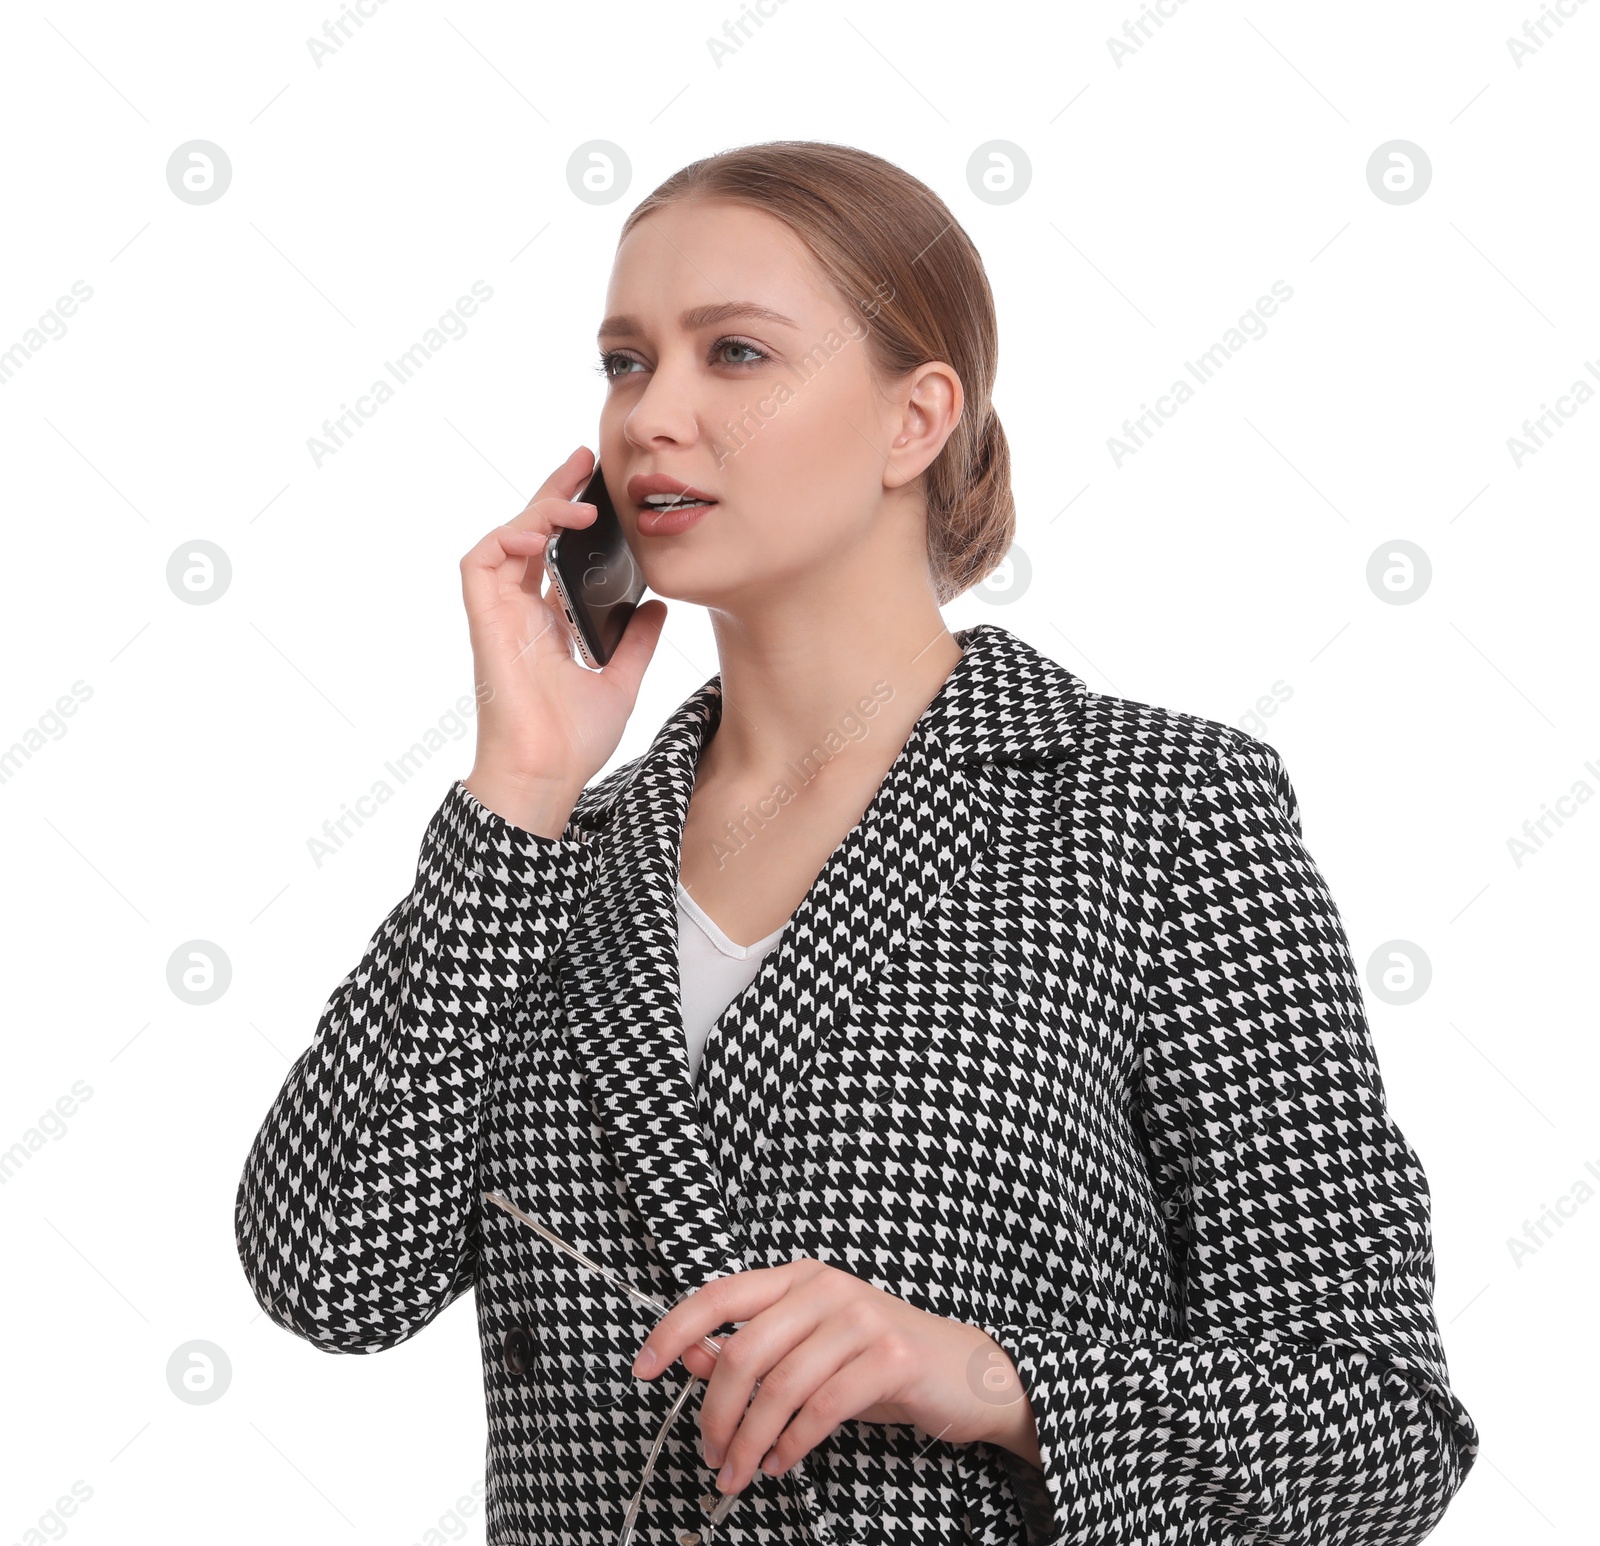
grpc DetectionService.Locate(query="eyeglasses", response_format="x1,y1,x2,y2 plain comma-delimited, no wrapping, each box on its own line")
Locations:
484,1191,762,1545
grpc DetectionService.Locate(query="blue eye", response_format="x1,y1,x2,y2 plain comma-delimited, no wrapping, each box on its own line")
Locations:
595,335,771,380
713,337,769,367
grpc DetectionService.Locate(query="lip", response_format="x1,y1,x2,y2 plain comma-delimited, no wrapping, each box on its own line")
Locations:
636,500,712,537
625,472,719,505
626,472,719,538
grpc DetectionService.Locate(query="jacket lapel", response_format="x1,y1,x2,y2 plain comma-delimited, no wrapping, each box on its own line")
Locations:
691,684,998,1225
555,623,1086,1298
556,677,744,1299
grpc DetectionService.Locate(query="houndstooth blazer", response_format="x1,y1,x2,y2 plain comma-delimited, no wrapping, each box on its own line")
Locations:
234,621,1480,1545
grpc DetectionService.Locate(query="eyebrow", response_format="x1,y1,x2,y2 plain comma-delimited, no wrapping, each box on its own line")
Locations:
596,301,799,342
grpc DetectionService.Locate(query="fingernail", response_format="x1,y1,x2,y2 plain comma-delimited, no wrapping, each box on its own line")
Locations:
703,1441,722,1469
717,1461,735,1492
632,1345,657,1376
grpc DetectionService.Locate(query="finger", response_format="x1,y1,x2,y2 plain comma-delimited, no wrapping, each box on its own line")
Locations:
695,1294,829,1475
527,444,595,508
514,511,595,641
503,448,601,540
680,1343,718,1383
591,597,668,688
706,1321,861,1494
525,527,562,599
633,1264,795,1381
459,520,586,631
749,1349,891,1485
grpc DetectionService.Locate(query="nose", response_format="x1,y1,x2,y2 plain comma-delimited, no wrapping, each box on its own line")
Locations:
621,359,704,451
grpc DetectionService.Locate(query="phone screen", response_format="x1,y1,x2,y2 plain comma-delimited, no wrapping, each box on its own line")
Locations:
547,462,646,668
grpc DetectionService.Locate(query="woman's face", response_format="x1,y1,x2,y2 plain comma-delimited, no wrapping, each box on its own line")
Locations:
595,198,955,612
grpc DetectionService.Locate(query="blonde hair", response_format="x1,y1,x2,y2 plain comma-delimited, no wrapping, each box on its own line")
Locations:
620,140,1014,606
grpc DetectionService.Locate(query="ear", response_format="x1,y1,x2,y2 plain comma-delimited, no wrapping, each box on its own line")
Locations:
883,362,964,492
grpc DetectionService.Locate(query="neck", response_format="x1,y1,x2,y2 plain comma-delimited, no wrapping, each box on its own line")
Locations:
694,613,965,803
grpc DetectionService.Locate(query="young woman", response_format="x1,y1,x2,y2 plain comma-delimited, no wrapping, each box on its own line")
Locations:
236,141,1479,1545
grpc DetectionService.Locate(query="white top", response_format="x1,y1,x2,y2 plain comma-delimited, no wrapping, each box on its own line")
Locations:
676,881,789,1084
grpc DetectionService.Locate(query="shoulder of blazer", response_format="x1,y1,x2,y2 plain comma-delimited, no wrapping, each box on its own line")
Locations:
1060,679,1297,831
927,623,1286,812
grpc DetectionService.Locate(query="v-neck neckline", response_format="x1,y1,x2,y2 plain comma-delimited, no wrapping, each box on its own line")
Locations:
675,880,788,958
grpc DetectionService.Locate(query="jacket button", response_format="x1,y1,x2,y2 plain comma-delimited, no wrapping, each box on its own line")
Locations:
677,1533,701,1546
698,1493,719,1511
502,1325,532,1376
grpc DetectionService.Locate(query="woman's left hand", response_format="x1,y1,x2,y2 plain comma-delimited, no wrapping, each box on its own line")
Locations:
630,1258,1040,1496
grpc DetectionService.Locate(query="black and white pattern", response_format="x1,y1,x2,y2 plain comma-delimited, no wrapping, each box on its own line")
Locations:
234,621,1480,1544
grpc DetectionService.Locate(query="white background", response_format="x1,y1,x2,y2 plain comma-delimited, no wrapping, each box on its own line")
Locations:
1,1,1592,1542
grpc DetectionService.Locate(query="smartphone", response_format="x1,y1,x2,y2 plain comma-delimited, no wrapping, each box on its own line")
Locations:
544,461,646,669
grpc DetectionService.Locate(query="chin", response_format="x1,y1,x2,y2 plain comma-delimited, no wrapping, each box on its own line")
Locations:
637,558,766,612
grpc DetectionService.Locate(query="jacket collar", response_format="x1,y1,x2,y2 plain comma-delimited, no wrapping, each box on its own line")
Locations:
553,623,1086,1298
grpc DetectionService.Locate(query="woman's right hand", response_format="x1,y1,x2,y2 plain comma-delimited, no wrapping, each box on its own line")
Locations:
461,446,667,834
